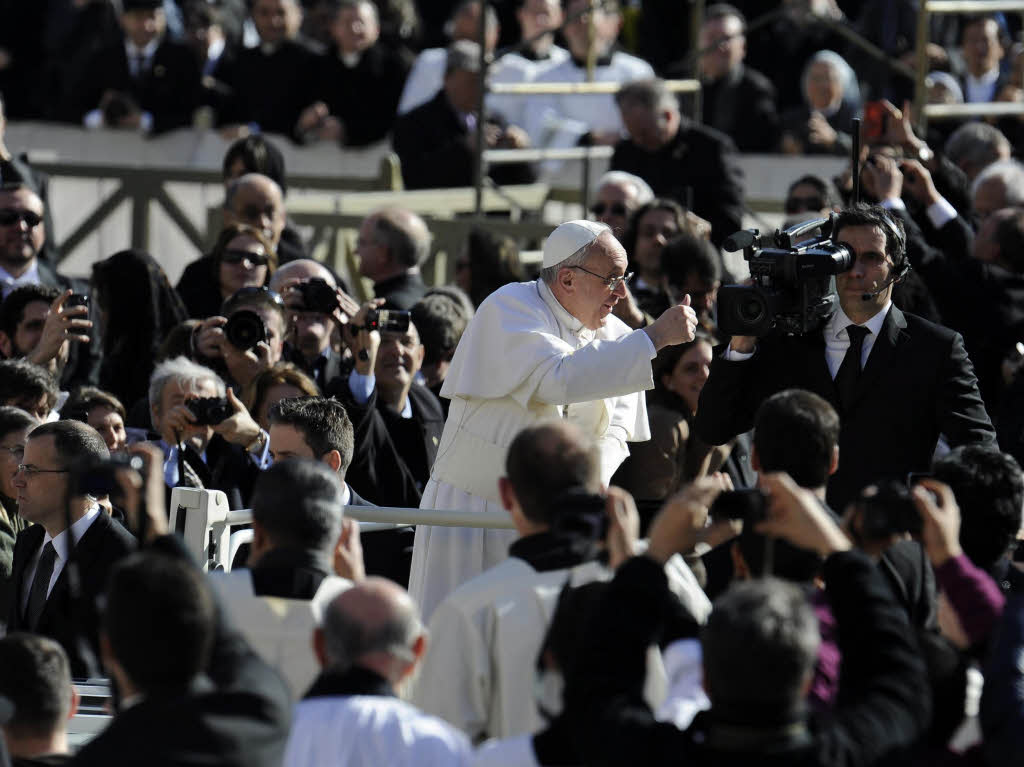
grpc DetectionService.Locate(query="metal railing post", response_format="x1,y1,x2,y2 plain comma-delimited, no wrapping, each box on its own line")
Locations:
473,2,490,217
913,2,932,137
690,0,705,122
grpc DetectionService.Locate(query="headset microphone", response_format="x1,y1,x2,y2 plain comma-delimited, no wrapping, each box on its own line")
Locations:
860,262,909,301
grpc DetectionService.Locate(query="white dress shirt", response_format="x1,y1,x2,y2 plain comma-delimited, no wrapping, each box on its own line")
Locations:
965,68,1000,103
0,261,41,300
20,506,101,613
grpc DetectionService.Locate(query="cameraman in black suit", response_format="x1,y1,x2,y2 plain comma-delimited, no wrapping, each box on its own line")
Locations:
696,205,995,511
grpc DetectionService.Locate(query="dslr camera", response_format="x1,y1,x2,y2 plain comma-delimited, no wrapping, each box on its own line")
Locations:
224,310,265,350
717,215,854,337
854,480,923,540
364,308,410,334
187,397,232,426
71,453,145,497
297,278,339,315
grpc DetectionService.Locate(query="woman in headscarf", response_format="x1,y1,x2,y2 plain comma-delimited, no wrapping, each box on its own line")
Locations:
780,50,862,156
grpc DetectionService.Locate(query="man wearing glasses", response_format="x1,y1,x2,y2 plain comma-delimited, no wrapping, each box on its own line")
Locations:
409,219,700,620
0,185,76,301
5,420,136,678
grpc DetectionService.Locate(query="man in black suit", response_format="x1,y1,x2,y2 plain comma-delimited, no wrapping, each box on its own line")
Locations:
212,0,319,138
6,420,136,679
392,40,537,190
691,4,779,153
268,396,412,585
696,205,996,512
354,208,430,310
299,0,411,147
67,0,201,134
611,79,745,249
70,530,291,765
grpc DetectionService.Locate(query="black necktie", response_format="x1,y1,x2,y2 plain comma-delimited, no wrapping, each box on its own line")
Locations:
24,541,56,629
834,324,870,410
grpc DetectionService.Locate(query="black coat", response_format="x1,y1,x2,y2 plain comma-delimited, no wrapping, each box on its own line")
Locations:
610,121,745,248
699,65,780,153
68,534,291,767
695,306,995,511
563,551,931,767
392,90,538,190
373,272,427,310
212,39,319,138
68,37,201,134
6,512,136,678
313,43,412,147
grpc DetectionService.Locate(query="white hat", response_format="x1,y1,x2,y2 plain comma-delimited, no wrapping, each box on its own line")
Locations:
542,220,610,269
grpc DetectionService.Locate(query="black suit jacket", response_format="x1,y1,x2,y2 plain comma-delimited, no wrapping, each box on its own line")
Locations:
392,90,537,189
698,65,780,153
373,271,426,310
7,512,136,678
695,306,995,511
69,37,201,134
611,121,745,248
68,534,291,767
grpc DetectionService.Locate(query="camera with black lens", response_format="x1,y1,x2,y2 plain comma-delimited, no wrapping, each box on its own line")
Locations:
549,487,608,541
365,308,411,334
71,453,145,497
710,488,768,525
854,480,923,540
717,214,854,337
224,310,266,350
186,396,232,426
298,278,339,314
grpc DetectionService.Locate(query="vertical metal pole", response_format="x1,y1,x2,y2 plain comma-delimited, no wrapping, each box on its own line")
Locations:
581,0,598,215
691,0,705,122
912,1,931,138
473,2,490,217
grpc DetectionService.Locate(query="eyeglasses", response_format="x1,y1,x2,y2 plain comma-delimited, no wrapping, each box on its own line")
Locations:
570,266,633,292
0,209,43,228
221,249,270,267
16,464,69,478
0,444,24,460
590,202,628,218
784,196,825,214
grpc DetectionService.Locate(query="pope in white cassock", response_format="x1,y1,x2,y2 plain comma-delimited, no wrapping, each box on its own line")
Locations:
408,220,700,620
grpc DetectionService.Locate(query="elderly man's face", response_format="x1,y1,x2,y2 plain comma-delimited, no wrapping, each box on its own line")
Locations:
699,14,745,81
0,189,45,267
517,0,562,41
225,180,285,247
619,103,673,152
591,182,636,237
973,178,1007,221
561,233,629,330
152,378,219,450
805,60,842,111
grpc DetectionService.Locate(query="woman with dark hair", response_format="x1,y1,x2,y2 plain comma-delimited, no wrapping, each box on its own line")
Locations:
222,134,288,194
611,331,716,512
618,198,688,321
177,223,278,319
455,227,526,307
241,362,319,430
92,249,189,407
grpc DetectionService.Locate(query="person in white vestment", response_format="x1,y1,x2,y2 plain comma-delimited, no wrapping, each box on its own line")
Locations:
411,421,711,745
409,218,700,620
283,578,472,767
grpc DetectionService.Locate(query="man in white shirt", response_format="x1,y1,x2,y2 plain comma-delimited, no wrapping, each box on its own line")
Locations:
5,420,136,677
409,219,699,620
959,14,1007,104
524,0,654,166
284,577,472,767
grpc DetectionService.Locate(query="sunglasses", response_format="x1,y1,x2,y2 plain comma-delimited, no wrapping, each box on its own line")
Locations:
784,196,825,214
221,249,270,267
0,209,43,228
590,202,628,218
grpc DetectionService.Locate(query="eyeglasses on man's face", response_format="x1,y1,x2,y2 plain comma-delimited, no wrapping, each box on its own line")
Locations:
0,209,43,228
570,265,633,292
16,464,69,478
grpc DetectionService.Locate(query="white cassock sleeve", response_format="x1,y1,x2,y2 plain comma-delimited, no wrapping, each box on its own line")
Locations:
412,598,491,742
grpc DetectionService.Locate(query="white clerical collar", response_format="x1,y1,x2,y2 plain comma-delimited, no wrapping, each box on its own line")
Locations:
825,299,892,340
339,482,352,506
126,37,160,62
207,36,226,62
340,50,362,67
536,279,595,343
43,506,101,564
0,260,40,293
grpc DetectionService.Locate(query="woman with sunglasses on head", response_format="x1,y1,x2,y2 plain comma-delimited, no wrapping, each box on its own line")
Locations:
177,223,278,320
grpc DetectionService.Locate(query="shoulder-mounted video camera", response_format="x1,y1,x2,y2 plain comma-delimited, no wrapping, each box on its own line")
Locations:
717,214,854,337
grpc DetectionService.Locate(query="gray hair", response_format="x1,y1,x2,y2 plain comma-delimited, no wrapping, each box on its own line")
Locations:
802,50,860,109
539,242,593,286
148,356,226,414
944,123,1011,178
971,159,1024,207
595,171,655,206
321,582,424,672
615,78,679,116
370,209,432,268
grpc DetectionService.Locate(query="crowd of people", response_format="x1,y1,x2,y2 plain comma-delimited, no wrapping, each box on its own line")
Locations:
0,0,1019,766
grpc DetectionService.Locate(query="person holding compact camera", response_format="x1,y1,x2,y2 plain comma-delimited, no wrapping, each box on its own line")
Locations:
697,204,995,512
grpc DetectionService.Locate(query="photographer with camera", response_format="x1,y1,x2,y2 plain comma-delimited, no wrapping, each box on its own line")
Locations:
696,204,994,512
330,299,444,509
411,421,708,745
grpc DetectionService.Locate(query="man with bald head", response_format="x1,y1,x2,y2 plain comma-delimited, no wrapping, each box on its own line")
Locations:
409,219,699,619
283,578,471,767
356,208,431,309
223,173,288,252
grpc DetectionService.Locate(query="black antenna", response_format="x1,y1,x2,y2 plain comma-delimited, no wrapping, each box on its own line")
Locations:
851,117,861,204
